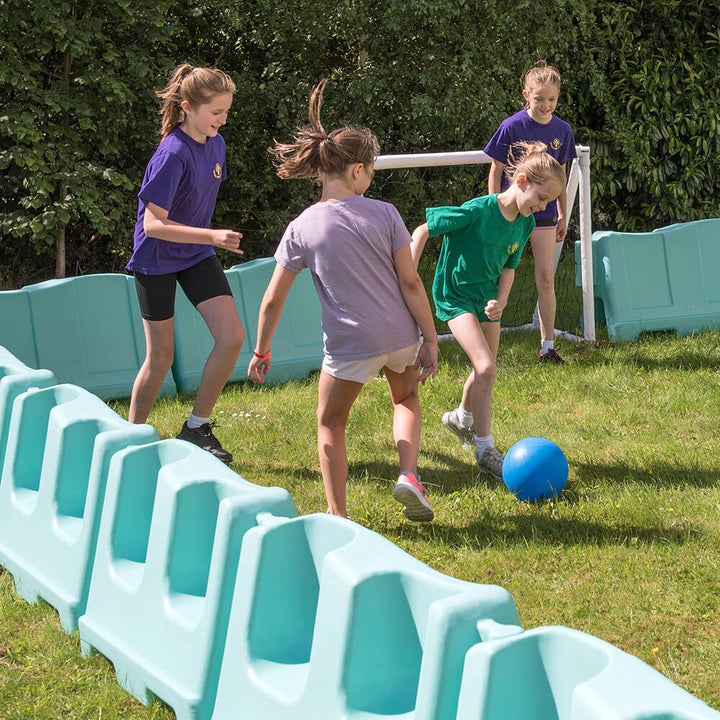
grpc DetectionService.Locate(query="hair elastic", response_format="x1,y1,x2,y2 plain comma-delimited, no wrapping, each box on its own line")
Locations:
253,350,271,359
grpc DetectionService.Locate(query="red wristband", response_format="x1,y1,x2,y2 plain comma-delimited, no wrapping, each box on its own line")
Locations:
253,350,271,359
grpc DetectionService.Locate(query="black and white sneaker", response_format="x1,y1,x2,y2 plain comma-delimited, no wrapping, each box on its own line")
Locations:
176,421,233,464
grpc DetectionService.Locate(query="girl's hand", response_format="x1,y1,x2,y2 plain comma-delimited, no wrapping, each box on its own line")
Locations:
211,229,244,255
484,299,504,322
414,339,438,384
556,218,568,243
247,353,271,383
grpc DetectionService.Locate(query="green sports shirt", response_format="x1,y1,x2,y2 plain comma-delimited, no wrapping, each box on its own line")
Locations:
426,194,535,322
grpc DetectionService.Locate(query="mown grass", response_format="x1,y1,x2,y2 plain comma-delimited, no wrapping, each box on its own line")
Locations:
2,329,719,718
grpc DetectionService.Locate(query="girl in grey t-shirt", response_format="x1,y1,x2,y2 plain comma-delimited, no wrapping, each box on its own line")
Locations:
247,79,438,523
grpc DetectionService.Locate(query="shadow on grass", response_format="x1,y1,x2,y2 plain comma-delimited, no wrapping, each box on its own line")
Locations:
393,511,698,549
573,459,719,489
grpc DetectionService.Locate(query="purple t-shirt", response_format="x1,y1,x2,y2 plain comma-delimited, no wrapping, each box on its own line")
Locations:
127,126,226,274
275,195,421,360
484,110,576,223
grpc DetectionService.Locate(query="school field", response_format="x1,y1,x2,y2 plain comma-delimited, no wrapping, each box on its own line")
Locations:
1,327,719,717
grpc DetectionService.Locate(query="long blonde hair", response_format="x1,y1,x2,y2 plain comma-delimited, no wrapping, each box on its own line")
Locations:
505,141,566,187
269,78,379,180
155,63,236,139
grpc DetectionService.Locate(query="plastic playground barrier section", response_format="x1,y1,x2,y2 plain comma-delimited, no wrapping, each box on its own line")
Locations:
78,439,298,720
0,381,158,632
211,511,522,720
575,218,720,341
172,257,324,395
0,346,56,473
0,273,176,399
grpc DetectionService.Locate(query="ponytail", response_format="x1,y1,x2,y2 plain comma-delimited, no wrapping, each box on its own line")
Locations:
269,78,379,181
505,141,566,188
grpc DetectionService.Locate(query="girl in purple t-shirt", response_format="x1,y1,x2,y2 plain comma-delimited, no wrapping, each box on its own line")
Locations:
484,62,576,365
126,64,245,463
247,79,438,523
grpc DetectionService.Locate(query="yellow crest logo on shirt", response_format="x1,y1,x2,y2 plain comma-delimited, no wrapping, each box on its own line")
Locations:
507,241,519,255
551,138,562,151
213,163,222,179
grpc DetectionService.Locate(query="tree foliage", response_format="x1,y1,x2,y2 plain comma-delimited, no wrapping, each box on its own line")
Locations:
1,0,718,287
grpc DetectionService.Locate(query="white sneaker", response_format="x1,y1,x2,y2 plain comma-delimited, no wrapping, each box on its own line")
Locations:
476,445,504,480
442,409,474,447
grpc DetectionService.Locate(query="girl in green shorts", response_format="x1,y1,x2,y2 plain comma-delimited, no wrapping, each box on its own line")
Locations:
411,141,565,480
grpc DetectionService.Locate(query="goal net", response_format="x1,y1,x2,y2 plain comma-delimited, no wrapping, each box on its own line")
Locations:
369,147,595,341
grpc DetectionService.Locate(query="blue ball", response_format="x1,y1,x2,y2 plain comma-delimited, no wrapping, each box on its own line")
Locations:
502,437,568,502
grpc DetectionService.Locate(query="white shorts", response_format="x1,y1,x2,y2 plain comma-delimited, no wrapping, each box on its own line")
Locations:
322,341,421,384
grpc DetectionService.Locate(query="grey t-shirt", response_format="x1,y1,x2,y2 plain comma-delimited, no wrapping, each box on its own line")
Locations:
275,195,421,360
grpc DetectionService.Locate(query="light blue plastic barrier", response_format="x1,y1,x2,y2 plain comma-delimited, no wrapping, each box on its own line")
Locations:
0,274,176,399
0,383,157,632
78,439,298,720
575,219,720,341
0,346,56,473
456,625,720,719
211,512,522,720
172,258,323,394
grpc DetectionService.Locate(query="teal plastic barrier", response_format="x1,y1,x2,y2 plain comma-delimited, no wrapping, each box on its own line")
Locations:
0,274,176,399
457,625,719,719
211,512,522,720
0,382,157,632
78,439,298,720
575,219,720,341
0,346,56,474
172,258,323,394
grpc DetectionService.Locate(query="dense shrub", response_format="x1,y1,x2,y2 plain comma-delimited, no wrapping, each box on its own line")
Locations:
1,0,718,286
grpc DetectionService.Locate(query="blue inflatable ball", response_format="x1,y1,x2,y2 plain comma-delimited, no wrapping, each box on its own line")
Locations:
502,437,568,502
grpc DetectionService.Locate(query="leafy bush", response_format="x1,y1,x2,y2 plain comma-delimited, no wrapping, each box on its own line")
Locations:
1,0,718,286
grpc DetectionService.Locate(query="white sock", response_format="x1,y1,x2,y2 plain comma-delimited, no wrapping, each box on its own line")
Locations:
541,340,554,355
458,406,474,427
187,413,210,430
474,434,493,455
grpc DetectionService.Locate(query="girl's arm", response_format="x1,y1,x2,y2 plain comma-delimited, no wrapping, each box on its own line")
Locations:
556,163,568,242
410,223,429,269
487,159,505,195
144,202,243,255
484,267,515,321
247,264,297,383
393,244,438,383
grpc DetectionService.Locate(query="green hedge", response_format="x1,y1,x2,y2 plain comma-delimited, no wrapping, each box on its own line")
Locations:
1,0,718,287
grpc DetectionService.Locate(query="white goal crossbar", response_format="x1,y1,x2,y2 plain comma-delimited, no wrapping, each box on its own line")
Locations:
374,145,595,342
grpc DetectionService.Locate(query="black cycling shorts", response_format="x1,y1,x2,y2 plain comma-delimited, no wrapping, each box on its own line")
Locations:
133,255,233,321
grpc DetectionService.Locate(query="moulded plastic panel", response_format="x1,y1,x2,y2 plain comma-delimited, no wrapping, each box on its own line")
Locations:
575,219,720,341
211,512,522,720
0,346,56,475
172,258,323,394
456,626,720,720
0,275,176,399
0,382,157,632
78,439,298,720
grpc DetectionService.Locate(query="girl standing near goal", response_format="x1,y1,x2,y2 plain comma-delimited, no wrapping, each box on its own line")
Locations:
248,79,438,522
411,143,565,479
127,64,245,463
484,62,576,364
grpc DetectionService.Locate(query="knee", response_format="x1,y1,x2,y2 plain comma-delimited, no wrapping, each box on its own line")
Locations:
217,322,245,355
316,407,348,433
390,384,418,407
473,361,497,386
146,346,174,374
536,270,555,294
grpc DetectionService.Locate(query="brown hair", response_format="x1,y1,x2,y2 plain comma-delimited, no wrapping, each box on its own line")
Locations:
156,63,236,139
269,78,379,181
505,141,566,188
522,61,562,108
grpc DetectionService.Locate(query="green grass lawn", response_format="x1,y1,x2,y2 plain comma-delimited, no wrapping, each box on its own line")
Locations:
1,329,719,718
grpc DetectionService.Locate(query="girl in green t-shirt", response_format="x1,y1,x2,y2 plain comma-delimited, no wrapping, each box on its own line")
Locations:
411,142,564,480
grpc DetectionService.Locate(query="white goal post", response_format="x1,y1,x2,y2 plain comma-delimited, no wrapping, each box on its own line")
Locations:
374,146,595,342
